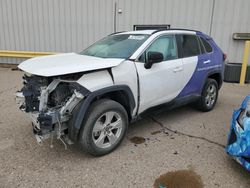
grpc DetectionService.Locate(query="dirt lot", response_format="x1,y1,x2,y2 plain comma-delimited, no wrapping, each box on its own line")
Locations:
0,67,250,188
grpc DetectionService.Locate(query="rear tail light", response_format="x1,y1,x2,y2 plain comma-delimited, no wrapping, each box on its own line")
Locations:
223,53,227,61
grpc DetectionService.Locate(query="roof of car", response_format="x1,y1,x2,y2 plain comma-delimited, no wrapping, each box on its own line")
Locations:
119,30,157,35
114,29,201,36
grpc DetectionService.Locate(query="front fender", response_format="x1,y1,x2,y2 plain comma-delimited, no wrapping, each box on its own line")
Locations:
68,85,135,141
77,70,114,92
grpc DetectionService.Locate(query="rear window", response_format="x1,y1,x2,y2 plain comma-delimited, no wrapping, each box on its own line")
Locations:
200,37,213,53
198,37,206,54
179,35,200,57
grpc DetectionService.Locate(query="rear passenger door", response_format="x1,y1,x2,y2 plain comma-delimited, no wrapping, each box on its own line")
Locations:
176,34,205,97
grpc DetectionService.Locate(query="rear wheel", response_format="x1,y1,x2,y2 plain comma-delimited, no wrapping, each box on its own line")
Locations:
197,78,218,112
79,99,128,156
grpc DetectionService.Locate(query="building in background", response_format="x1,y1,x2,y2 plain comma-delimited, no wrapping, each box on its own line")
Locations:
0,0,249,64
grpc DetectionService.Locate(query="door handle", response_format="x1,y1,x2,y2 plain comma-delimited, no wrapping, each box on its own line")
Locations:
203,60,211,64
173,67,183,72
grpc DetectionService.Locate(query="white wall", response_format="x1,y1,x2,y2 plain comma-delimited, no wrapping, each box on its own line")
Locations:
0,0,249,64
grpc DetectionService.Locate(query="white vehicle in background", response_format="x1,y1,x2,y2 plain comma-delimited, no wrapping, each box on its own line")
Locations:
16,29,225,156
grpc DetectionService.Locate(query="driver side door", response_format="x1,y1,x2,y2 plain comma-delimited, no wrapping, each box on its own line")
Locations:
135,35,183,113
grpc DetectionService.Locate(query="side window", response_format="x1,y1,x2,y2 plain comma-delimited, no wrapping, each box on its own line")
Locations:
139,35,177,62
198,37,206,54
179,35,200,57
200,37,213,53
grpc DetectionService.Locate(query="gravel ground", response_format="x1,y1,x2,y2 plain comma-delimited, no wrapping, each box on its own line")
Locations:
0,67,250,188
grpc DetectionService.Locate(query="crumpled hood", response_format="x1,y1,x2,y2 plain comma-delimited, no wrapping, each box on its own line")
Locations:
18,53,125,77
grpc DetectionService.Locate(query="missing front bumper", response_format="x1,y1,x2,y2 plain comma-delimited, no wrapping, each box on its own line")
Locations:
19,90,84,146
15,76,88,148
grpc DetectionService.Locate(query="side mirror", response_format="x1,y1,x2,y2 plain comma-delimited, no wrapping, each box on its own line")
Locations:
144,51,163,69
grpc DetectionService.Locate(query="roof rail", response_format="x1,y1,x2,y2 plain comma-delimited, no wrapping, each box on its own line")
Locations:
151,28,202,35
109,31,126,36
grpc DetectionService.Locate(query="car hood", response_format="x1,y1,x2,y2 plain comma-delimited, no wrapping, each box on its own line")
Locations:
18,53,125,77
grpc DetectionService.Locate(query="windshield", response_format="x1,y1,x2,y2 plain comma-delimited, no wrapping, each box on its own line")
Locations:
80,34,149,59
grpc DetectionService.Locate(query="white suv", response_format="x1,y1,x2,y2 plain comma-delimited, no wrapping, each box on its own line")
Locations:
16,29,225,156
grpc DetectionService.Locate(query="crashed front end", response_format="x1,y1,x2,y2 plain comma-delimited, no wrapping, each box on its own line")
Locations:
16,73,87,146
226,95,250,171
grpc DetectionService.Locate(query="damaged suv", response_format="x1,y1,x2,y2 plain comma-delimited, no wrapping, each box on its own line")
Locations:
16,29,225,156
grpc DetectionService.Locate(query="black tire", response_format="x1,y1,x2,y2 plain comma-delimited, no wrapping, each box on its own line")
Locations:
196,78,218,112
78,99,128,156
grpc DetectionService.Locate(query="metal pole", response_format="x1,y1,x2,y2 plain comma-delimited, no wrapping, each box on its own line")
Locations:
209,0,215,36
240,41,250,85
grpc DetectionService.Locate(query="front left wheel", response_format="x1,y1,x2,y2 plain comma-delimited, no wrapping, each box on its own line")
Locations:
79,99,128,156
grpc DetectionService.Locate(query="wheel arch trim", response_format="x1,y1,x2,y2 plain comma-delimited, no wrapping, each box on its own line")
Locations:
68,85,135,141
205,71,223,89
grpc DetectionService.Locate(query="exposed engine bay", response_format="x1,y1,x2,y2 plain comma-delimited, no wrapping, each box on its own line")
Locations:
16,73,88,148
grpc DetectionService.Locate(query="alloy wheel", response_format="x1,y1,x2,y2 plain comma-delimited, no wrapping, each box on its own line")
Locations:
92,111,123,149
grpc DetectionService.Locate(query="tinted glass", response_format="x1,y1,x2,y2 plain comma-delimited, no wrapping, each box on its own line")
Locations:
200,37,213,53
143,35,177,62
198,37,206,54
179,35,200,57
81,34,149,59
